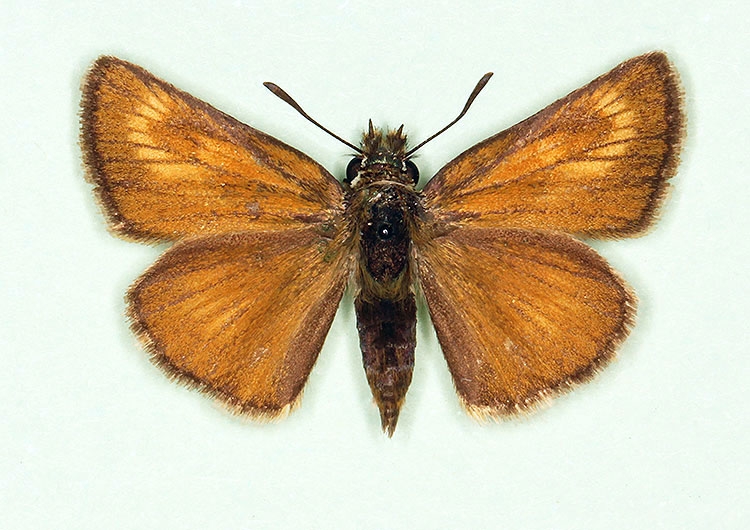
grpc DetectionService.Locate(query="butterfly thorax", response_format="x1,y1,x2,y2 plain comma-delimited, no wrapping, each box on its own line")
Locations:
345,125,422,300
345,124,422,435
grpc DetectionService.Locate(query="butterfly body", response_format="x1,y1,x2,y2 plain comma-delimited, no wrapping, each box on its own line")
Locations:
344,125,424,433
81,52,684,435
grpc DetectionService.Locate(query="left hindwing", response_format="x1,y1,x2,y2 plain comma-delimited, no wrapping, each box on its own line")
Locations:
128,228,352,418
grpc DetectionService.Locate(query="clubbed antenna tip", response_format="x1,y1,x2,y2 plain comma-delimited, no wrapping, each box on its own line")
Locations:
405,72,494,156
264,81,362,153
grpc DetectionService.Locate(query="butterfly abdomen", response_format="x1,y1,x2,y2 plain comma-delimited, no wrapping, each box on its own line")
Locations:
354,295,416,436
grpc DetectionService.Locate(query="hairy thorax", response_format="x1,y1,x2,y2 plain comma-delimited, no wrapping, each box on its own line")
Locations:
347,173,422,302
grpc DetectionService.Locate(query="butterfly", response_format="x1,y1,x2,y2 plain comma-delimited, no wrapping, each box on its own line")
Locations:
80,52,684,436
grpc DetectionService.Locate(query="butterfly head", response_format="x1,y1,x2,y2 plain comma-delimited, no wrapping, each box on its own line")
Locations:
264,73,495,192
344,120,419,188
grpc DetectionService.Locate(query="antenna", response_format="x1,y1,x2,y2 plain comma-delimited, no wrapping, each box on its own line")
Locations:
405,72,493,156
263,82,362,153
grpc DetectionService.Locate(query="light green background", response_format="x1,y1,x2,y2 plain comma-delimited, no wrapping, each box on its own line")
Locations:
2,1,747,528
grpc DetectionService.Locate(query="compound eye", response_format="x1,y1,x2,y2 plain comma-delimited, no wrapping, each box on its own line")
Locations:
345,157,363,184
405,160,419,184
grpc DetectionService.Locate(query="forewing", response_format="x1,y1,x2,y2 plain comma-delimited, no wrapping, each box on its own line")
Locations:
128,228,350,417
423,52,684,238
81,56,343,242
417,227,634,417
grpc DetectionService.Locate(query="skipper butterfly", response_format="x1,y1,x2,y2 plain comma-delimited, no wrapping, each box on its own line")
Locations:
81,52,684,435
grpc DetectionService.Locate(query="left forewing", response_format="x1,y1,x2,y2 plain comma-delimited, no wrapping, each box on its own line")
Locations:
81,56,343,243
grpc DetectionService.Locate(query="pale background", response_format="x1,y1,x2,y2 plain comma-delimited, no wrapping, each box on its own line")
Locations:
2,1,748,529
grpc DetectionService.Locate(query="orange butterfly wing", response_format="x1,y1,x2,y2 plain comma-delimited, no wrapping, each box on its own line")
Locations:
416,52,684,416
81,56,344,242
81,57,353,417
423,52,684,238
417,228,633,416
128,229,351,417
